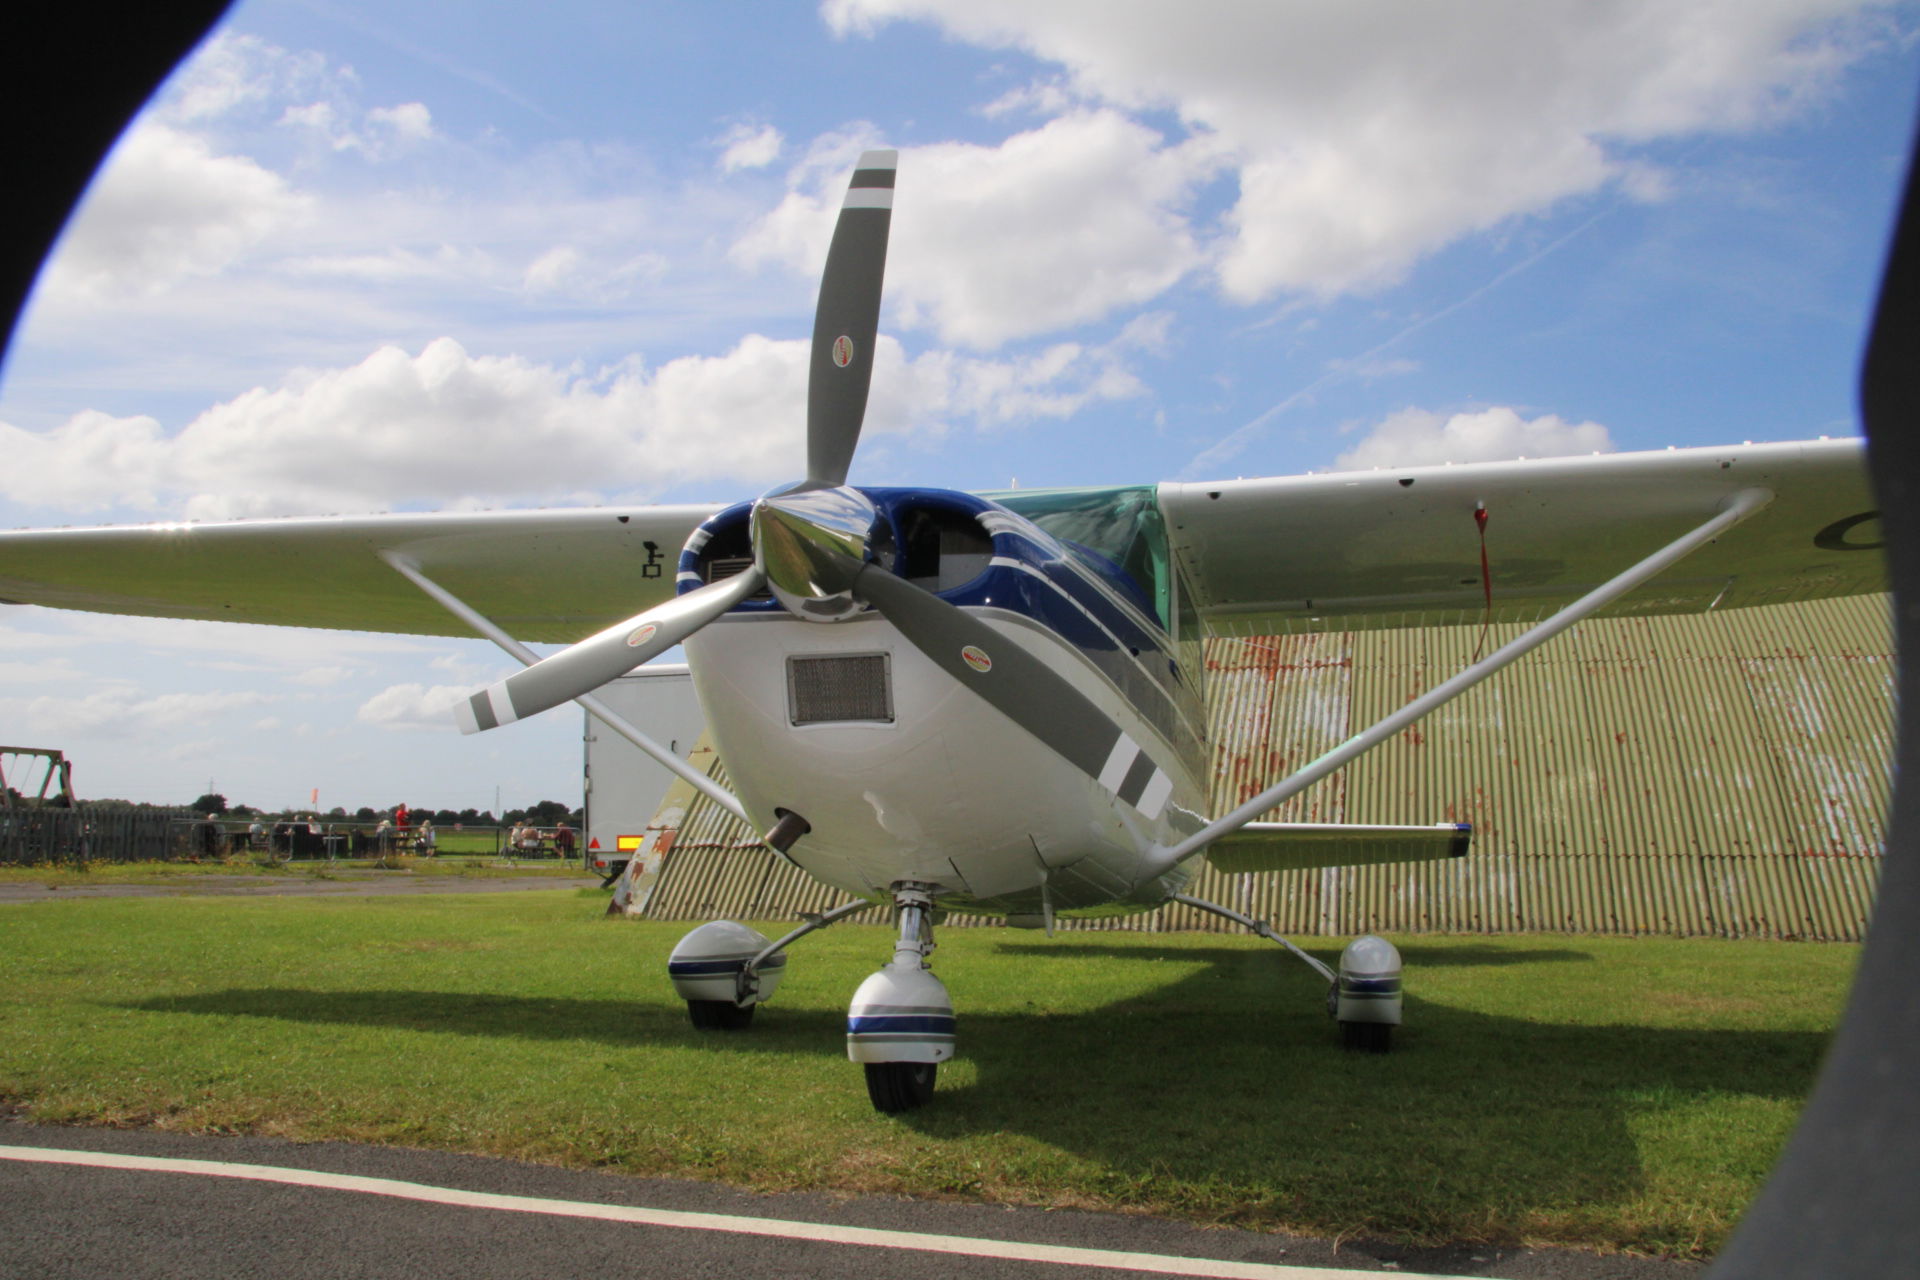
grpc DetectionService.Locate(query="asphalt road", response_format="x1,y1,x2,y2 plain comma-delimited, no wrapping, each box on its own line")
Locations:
0,1121,1700,1280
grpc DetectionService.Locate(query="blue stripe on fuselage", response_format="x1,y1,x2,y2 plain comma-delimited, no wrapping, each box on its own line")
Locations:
961,547,1202,762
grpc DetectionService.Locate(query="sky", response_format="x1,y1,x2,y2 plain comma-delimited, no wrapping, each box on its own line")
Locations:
1,0,1916,815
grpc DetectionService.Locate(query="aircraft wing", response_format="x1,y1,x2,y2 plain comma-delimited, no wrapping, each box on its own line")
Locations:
0,505,719,644
0,438,1880,645
1206,821,1472,874
1161,438,1883,634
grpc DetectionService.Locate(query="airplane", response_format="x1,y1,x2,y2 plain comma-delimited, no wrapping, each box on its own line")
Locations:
0,151,1885,1112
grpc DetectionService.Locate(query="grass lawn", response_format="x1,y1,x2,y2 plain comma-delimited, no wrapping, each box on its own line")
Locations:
0,889,1856,1258
0,858,588,886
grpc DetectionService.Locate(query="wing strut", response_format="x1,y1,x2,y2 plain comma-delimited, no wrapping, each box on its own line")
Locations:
379,551,751,826
1172,893,1337,983
1154,486,1775,871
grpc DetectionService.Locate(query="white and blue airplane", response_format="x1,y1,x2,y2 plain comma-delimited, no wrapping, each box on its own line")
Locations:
0,152,1884,1111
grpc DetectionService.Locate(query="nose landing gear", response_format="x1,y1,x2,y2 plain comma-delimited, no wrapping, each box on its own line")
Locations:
848,883,954,1114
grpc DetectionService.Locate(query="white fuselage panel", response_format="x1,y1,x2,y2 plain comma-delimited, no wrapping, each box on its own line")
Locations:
683,609,1206,912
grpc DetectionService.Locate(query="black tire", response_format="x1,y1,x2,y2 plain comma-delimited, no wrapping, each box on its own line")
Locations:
686,999,755,1031
1341,1020,1393,1053
864,1061,937,1113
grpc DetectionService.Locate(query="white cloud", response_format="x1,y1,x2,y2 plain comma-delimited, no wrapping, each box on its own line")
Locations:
0,324,1156,520
429,650,510,685
718,122,784,171
828,0,1887,302
164,739,224,765
1333,405,1613,470
368,102,434,144
162,31,431,155
518,243,667,301
874,312,1164,430
0,410,174,510
979,78,1078,120
0,659,82,685
0,609,432,668
160,32,333,125
42,122,309,300
527,244,583,290
7,687,277,737
291,666,356,687
21,28,718,372
735,112,1218,348
356,682,471,730
283,98,436,158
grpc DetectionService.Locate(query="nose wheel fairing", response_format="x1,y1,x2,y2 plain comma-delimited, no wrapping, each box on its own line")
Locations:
848,885,952,1114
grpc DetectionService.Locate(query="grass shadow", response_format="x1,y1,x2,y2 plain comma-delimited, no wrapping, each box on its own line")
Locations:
893,948,1827,1242
990,940,1599,968
116,938,1829,1248
120,988,848,1055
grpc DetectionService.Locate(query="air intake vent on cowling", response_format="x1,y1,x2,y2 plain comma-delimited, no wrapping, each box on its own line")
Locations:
787,653,893,725
703,555,771,600
705,556,756,582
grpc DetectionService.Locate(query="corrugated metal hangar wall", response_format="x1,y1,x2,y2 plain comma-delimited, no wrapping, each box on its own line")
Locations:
633,593,1893,939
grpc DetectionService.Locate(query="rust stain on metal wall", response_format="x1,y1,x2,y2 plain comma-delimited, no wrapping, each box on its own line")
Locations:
637,594,1892,939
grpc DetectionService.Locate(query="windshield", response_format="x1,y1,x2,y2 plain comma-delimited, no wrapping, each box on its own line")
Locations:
986,485,1170,629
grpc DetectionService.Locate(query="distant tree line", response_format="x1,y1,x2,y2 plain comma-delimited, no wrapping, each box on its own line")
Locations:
184,793,584,827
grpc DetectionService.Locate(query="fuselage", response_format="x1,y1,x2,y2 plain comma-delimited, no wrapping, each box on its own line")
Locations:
679,486,1211,918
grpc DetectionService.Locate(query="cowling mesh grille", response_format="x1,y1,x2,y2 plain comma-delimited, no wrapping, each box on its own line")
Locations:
787,653,893,725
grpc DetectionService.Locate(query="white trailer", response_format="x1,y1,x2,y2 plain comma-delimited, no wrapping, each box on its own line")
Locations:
581,664,707,882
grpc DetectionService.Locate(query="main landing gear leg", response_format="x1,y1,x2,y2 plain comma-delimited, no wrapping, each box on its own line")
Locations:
848,883,955,1113
1170,893,1403,1053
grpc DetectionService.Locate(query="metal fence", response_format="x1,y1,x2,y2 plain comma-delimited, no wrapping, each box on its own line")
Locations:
0,813,591,867
164,820,587,864
627,593,1894,940
0,807,181,865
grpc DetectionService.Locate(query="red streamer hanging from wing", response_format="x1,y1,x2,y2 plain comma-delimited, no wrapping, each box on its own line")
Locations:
1471,503,1492,663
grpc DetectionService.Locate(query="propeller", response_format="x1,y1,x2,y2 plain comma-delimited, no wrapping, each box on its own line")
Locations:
456,145,1155,821
804,150,894,490
851,565,1156,803
456,149,897,733
453,566,766,733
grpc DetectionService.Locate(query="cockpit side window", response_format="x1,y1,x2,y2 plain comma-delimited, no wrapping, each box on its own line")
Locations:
1174,560,1206,701
896,505,993,592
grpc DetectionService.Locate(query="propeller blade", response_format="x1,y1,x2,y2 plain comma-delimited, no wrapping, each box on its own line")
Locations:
805,149,896,490
454,567,766,734
852,565,1173,816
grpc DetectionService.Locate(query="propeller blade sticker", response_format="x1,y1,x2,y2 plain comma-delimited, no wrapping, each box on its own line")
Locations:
625,622,659,648
831,335,855,368
960,645,992,673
